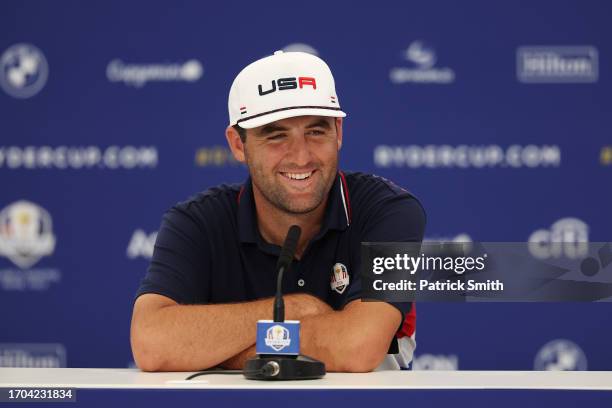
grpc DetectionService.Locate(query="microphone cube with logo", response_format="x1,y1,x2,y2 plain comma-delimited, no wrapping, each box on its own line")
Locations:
244,320,325,381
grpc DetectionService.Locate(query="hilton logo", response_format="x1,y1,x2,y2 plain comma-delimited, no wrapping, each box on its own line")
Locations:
517,46,598,83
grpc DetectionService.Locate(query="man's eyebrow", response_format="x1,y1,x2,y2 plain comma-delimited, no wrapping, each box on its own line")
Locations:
257,119,332,136
306,119,332,129
257,124,290,136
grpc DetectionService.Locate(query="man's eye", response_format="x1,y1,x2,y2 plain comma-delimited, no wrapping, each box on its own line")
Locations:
307,129,325,136
268,134,286,141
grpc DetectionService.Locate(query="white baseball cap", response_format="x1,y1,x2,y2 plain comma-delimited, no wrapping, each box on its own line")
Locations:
228,50,346,129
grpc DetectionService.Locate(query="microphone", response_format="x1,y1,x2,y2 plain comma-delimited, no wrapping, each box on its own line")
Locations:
273,225,300,322
244,225,326,381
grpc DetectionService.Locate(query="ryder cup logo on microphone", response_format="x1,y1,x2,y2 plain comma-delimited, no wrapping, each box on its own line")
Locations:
265,325,291,351
256,320,300,355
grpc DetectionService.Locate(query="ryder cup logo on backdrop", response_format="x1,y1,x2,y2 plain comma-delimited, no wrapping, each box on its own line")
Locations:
534,339,587,371
0,201,61,291
107,59,203,87
390,41,455,84
517,46,598,83
265,325,291,351
528,218,589,260
330,263,349,294
0,201,56,269
0,43,49,98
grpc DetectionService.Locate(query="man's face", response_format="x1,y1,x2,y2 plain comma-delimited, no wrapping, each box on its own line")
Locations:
232,115,342,215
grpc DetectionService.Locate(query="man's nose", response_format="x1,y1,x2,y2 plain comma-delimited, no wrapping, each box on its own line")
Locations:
286,134,313,166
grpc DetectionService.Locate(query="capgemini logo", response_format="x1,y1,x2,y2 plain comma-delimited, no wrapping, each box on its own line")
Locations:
106,59,204,87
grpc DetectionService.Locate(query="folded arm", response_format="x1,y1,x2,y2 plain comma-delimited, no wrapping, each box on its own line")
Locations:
130,292,331,372
300,299,401,372
220,298,401,372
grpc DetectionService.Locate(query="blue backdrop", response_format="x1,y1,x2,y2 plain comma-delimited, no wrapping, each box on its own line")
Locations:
1,0,610,371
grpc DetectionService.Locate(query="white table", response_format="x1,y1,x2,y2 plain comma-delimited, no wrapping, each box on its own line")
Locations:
1,368,611,407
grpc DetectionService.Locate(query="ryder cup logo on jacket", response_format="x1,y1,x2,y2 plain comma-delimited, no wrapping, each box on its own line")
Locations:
265,325,291,351
331,263,349,294
0,43,49,99
0,201,56,269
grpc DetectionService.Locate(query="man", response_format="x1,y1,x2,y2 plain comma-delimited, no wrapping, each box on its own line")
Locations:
130,51,425,372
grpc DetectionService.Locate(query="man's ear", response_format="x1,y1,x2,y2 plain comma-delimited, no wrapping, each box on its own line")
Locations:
225,126,246,163
335,118,343,151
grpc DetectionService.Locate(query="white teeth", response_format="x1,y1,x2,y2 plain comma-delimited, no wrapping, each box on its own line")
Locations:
284,171,312,180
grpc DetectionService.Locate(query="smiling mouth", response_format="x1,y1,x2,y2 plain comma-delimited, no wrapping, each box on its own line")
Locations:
280,170,315,181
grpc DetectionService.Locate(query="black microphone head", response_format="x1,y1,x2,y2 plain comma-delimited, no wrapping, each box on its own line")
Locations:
276,225,301,270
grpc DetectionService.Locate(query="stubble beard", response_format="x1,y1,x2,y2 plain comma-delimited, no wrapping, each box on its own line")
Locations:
247,157,337,215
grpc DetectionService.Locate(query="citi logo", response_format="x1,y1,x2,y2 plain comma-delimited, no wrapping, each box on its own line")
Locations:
528,217,589,259
258,77,316,96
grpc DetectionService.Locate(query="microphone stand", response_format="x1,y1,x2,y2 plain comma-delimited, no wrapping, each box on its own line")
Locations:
244,225,326,381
